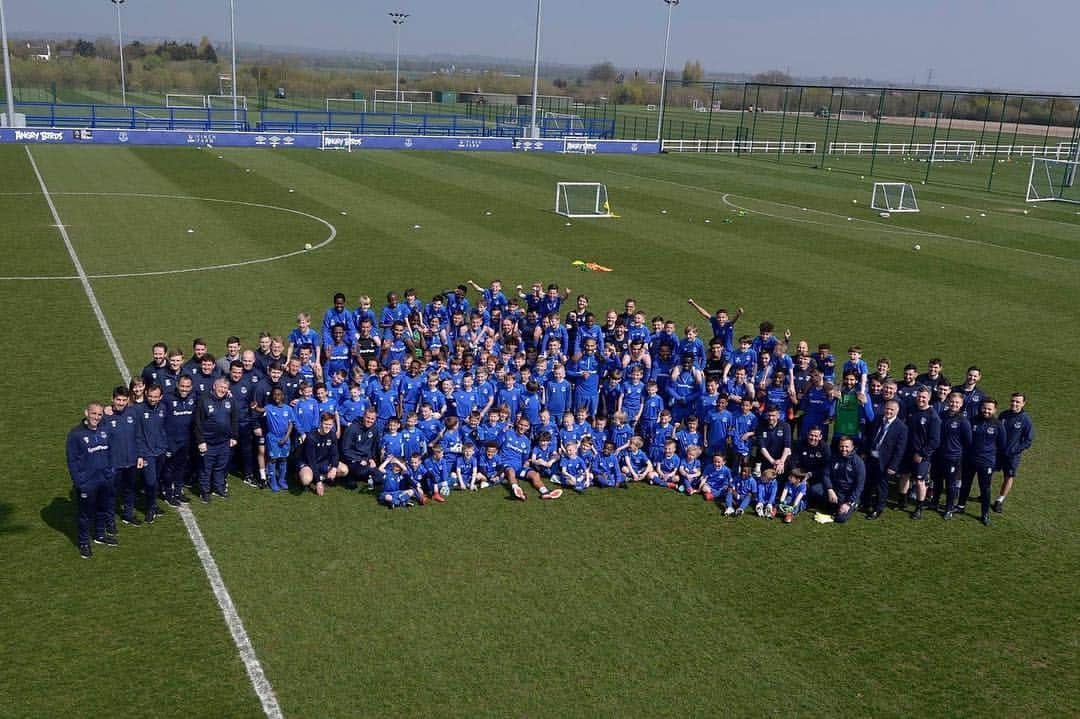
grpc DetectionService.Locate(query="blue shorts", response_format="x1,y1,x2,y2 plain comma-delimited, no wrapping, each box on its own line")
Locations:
1000,454,1021,476
902,456,931,480
267,438,291,460
380,489,413,507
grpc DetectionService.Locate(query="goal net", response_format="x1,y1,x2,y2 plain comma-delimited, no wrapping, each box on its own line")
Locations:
930,140,975,163
320,131,353,152
555,182,614,218
544,111,586,135
166,94,208,109
870,182,919,213
207,94,248,110
326,98,367,113
1026,157,1080,204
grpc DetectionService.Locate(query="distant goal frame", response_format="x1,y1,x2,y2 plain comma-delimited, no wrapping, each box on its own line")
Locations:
870,182,920,213
555,182,615,219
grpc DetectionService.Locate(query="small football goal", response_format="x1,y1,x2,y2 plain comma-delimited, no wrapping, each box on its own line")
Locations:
555,182,614,218
165,94,208,109
870,182,919,213
1026,157,1080,204
930,140,976,163
207,94,248,110
326,98,368,113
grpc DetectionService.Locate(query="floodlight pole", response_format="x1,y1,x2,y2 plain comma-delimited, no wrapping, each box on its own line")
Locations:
389,12,409,104
111,0,127,106
229,0,238,123
527,0,542,140
0,0,16,125
656,0,680,146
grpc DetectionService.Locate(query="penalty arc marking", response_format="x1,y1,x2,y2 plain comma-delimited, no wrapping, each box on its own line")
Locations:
0,192,337,281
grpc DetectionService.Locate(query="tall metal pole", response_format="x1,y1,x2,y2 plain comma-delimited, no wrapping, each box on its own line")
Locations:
527,0,542,140
112,0,127,106
0,0,17,125
389,12,409,105
229,0,238,123
656,0,679,146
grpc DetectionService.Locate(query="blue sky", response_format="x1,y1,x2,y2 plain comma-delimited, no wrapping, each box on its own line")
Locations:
7,0,1078,93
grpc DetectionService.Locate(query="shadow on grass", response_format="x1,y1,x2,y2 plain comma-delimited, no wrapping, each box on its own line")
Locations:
40,491,78,547
0,500,29,535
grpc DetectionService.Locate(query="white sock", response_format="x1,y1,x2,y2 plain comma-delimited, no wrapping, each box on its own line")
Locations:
996,495,1005,503
259,468,267,479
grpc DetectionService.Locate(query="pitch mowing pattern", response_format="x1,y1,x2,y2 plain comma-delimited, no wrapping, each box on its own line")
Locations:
0,145,1077,718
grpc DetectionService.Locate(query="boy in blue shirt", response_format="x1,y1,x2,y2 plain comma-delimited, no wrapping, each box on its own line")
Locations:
701,453,733,503
778,468,809,523
843,345,869,395
754,468,778,518
652,439,682,489
263,387,294,493
621,436,653,483
678,445,703,495
287,312,321,365
378,455,427,508
591,440,626,488
725,464,758,516
559,441,590,492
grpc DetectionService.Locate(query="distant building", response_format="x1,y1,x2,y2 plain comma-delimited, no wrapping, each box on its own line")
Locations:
25,41,51,62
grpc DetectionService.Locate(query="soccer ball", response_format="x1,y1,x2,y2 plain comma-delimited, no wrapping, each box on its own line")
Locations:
914,244,921,251
304,243,313,250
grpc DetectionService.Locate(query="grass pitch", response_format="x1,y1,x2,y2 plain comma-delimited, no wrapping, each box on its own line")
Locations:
0,144,1077,718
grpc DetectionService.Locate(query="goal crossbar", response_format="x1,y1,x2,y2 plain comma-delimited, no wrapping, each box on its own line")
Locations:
870,182,920,213
555,182,614,218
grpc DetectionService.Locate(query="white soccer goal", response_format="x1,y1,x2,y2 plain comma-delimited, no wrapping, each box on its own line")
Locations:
326,98,368,113
555,182,614,218
931,140,975,163
545,111,586,134
207,94,248,110
320,131,353,152
374,100,413,113
373,89,431,113
871,182,920,213
839,110,868,122
166,93,208,109
1026,157,1080,204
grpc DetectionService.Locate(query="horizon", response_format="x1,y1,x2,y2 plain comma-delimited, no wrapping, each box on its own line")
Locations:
4,0,1078,95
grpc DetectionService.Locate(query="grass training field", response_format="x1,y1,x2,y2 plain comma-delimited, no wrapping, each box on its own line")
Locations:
0,143,1077,718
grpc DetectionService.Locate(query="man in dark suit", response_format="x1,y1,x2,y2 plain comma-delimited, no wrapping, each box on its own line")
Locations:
863,399,909,519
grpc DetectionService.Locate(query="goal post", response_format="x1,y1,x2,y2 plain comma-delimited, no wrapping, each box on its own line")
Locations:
207,94,248,110
931,140,976,163
165,94,208,109
326,98,368,113
871,182,920,213
1026,157,1080,204
320,131,353,152
555,182,615,218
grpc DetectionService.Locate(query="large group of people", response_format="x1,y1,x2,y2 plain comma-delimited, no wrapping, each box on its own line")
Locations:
66,280,1035,559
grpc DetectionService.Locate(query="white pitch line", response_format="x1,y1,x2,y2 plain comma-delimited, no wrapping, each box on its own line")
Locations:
0,192,336,281
606,167,1079,263
25,147,284,719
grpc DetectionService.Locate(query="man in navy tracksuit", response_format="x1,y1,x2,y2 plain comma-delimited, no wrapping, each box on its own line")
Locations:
338,409,383,490
300,413,340,496
862,399,908,519
961,399,1007,525
193,378,238,502
163,375,197,505
899,386,941,520
227,360,261,487
66,403,116,558
819,435,865,523
993,392,1034,514
103,386,139,528
934,392,972,520
134,384,169,523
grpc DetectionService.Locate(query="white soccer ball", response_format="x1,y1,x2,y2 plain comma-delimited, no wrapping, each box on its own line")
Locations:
879,212,890,218
565,222,572,227
1023,209,1029,215
413,224,422,230
660,209,668,214
340,211,348,216
914,244,921,251
217,155,223,159
245,168,251,173
846,217,853,221
484,210,492,216
827,167,832,172
852,199,858,204
288,188,295,193
979,212,986,217
860,175,865,180
965,215,971,219
186,228,195,234
304,243,312,250
704,219,711,224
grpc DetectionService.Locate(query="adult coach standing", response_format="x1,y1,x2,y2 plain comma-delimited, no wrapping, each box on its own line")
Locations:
66,403,116,558
193,378,238,503
862,399,908,520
